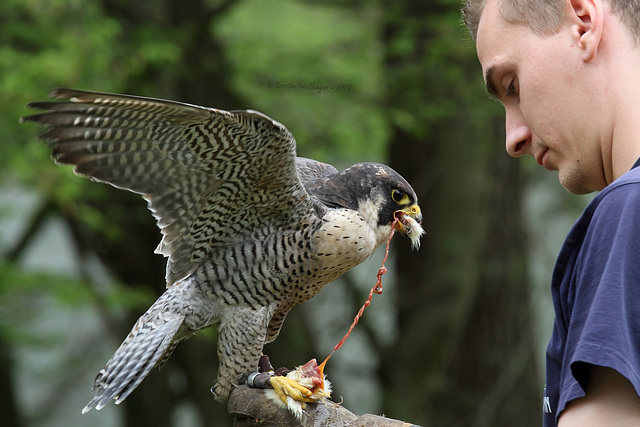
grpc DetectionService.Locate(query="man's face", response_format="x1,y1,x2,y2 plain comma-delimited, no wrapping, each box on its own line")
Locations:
475,0,608,194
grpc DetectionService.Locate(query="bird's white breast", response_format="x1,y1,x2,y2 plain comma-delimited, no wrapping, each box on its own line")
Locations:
313,208,385,278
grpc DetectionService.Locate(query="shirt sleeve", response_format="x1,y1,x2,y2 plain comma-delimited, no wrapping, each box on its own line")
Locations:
559,182,640,413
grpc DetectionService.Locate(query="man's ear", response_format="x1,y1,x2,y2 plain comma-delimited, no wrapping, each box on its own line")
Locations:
567,0,604,61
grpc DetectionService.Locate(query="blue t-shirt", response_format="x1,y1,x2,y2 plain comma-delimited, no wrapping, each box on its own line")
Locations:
543,160,640,426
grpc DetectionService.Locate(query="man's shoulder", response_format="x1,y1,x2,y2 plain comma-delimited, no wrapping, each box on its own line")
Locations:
590,166,640,216
604,165,640,193
556,166,640,263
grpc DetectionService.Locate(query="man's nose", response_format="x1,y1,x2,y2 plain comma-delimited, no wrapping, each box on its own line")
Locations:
505,108,532,157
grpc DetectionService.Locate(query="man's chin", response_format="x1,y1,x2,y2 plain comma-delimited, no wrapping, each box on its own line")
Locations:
558,170,599,195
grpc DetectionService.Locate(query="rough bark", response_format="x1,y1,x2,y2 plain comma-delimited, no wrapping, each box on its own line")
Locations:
228,385,419,427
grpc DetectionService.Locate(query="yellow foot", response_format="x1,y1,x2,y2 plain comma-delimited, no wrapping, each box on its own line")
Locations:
264,359,332,420
269,376,316,407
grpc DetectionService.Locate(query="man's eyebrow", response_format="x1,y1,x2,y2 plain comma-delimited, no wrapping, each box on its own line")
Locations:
484,66,499,99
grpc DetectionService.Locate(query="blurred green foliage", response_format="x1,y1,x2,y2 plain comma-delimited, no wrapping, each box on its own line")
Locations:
215,0,389,166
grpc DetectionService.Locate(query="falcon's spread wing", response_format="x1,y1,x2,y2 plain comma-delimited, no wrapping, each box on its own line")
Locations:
22,88,315,285
295,157,339,184
294,157,340,219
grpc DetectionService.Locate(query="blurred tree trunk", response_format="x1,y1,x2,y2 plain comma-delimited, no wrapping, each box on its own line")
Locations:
381,1,540,426
0,335,23,427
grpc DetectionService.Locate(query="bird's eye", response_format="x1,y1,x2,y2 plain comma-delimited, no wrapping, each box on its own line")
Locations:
391,189,409,204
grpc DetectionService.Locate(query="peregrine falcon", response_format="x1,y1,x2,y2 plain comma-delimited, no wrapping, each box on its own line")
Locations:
21,88,423,412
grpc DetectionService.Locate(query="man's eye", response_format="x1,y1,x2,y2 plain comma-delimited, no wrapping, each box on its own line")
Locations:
505,81,518,98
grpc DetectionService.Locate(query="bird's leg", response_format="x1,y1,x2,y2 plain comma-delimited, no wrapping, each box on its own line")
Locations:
211,306,271,401
258,354,275,372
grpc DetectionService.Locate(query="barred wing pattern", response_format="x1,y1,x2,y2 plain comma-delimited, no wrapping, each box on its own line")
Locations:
23,88,314,285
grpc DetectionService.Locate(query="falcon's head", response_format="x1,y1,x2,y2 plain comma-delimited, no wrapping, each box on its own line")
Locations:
305,162,424,249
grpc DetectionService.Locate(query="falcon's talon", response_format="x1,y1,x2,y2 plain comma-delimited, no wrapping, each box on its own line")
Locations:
257,355,275,373
274,366,291,376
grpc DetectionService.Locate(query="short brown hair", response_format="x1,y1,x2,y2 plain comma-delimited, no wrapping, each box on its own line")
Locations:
462,0,640,43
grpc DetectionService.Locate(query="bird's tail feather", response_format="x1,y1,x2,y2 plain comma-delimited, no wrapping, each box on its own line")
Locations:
82,304,185,413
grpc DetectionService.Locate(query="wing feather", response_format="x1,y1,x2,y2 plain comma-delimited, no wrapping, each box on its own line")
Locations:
295,157,338,185
23,88,314,285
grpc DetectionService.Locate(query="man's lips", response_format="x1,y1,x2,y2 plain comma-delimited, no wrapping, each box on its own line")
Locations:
536,149,549,168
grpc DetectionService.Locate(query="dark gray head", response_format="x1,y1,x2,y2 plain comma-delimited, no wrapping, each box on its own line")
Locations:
304,162,423,247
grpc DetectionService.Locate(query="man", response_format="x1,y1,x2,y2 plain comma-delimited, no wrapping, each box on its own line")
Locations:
462,0,640,425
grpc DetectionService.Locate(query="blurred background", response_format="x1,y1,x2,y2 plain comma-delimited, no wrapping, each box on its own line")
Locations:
1,0,589,426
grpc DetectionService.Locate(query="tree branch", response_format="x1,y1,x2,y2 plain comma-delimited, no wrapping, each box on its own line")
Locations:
228,385,419,426
3,198,55,262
